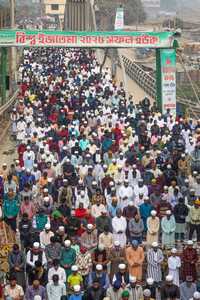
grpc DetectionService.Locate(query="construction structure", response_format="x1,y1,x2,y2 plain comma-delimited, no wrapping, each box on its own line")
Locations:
0,4,11,106
64,0,95,31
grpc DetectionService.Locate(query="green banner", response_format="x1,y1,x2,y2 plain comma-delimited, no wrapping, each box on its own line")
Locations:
160,49,176,115
0,29,174,48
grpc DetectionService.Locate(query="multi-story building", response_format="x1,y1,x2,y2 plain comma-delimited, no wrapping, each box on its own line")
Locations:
42,0,66,24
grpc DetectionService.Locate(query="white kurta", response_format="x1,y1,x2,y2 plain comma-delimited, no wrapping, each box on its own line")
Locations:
16,121,26,141
112,216,127,247
168,256,181,286
118,186,133,200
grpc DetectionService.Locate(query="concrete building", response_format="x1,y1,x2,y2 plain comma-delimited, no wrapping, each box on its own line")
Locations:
42,0,66,23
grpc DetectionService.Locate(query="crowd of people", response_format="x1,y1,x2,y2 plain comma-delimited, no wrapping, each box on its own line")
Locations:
1,47,200,300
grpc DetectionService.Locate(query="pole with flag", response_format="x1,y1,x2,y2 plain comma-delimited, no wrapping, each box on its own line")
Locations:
115,5,128,96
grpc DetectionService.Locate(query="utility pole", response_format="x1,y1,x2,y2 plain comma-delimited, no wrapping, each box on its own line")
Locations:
10,0,16,95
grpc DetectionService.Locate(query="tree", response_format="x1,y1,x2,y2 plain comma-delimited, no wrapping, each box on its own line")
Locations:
95,0,146,30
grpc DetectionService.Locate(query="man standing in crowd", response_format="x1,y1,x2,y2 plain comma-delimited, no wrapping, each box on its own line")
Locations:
2,46,200,299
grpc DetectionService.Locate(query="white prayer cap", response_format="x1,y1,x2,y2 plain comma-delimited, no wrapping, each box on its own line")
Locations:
71,265,78,272
26,168,31,173
171,248,177,254
33,163,38,168
34,296,42,300
27,146,31,150
132,164,137,169
96,264,103,271
87,224,93,230
167,164,171,169
118,263,126,270
152,242,158,248
44,196,49,202
166,210,171,215
151,210,157,216
164,185,168,190
64,240,71,247
112,158,116,163
187,240,194,245
92,181,97,185
80,190,85,196
129,201,134,206
98,244,105,251
181,153,185,158
114,241,120,247
166,275,173,282
45,223,51,230
2,163,7,166
47,178,52,183
129,276,137,283
118,164,123,169
146,278,154,285
73,285,81,292
193,291,200,299
124,179,129,183
58,226,65,231
109,181,114,186
33,242,40,249
43,188,48,193
143,289,151,297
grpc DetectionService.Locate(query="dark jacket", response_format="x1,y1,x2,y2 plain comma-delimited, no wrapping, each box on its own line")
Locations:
174,203,189,223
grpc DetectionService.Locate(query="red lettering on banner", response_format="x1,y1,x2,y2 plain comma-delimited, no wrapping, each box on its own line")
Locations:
123,36,134,44
80,36,87,43
16,31,26,44
38,33,45,44
106,36,114,44
65,35,77,44
27,34,37,46
149,36,159,44
136,35,159,45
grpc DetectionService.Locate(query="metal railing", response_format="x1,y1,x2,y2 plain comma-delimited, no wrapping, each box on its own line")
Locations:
120,54,200,117
0,89,18,116
121,55,157,99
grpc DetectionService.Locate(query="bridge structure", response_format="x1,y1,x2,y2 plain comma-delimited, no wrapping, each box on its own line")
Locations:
0,0,198,117
63,0,200,117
